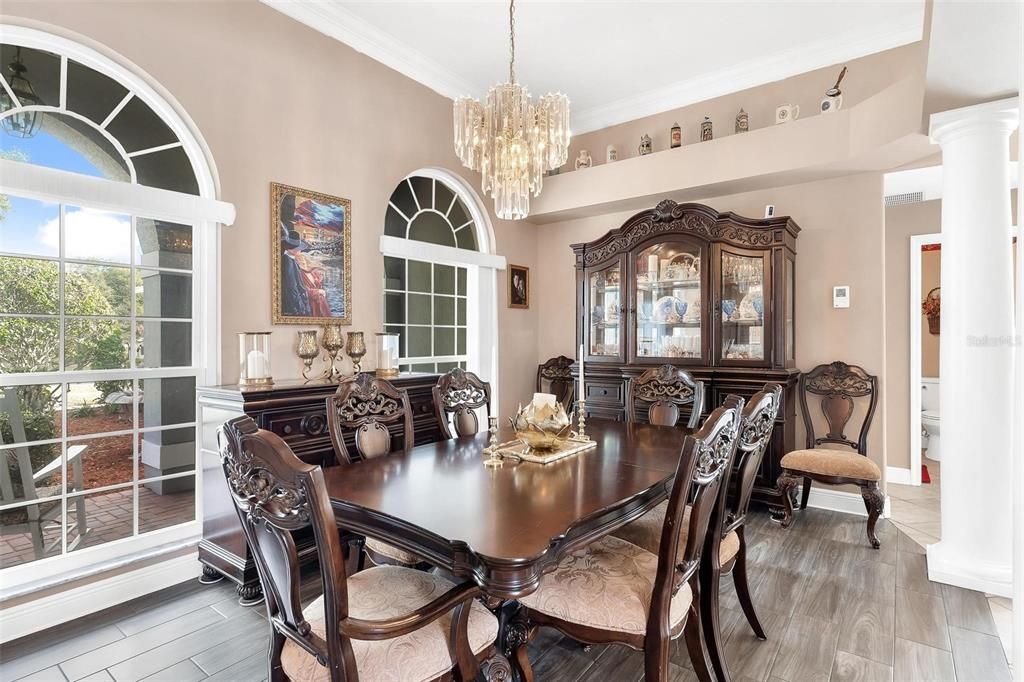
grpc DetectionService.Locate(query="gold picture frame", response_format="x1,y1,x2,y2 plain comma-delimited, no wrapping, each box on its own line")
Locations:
271,182,352,325
508,264,529,309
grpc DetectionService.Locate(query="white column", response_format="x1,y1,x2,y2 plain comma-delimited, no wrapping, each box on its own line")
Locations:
926,99,1019,597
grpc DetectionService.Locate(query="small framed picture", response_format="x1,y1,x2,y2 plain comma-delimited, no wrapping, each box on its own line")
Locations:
508,264,530,309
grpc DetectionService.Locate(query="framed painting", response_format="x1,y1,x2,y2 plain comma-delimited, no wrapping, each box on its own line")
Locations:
508,264,529,309
271,182,352,325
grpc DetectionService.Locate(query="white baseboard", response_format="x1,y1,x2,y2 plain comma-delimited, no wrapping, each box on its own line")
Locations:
0,551,200,643
806,486,892,519
927,541,1012,598
886,466,914,485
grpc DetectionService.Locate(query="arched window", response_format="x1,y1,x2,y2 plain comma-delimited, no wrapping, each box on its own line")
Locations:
0,28,232,583
383,175,478,373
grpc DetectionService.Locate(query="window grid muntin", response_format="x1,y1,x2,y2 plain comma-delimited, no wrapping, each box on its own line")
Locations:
1,194,199,567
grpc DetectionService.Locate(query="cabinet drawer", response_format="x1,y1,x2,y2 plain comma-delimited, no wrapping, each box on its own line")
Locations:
585,404,626,422
585,381,624,405
264,409,330,442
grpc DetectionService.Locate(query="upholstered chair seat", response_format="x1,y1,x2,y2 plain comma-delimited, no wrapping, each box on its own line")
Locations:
613,503,740,565
780,448,881,481
364,537,425,566
518,535,693,635
281,565,498,682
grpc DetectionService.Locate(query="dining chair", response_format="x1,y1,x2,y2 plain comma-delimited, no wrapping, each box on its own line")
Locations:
701,384,783,682
536,355,575,410
326,373,424,568
432,367,491,439
217,416,498,682
510,403,743,682
777,361,883,548
610,365,704,548
626,363,705,428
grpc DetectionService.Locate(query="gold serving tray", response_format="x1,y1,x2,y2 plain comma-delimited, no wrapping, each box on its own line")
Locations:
494,437,597,464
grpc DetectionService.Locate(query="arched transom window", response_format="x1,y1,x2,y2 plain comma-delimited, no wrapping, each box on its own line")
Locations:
382,175,479,373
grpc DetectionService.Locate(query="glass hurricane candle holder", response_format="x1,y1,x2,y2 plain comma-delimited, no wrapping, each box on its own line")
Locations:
346,331,366,374
376,332,400,378
239,332,273,386
296,330,319,381
321,324,344,381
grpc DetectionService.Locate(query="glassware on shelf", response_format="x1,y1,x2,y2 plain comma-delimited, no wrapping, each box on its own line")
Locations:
720,252,765,361
588,263,621,357
634,242,702,360
239,332,273,386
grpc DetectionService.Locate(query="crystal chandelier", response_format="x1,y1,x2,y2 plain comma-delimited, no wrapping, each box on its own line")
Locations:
453,0,570,220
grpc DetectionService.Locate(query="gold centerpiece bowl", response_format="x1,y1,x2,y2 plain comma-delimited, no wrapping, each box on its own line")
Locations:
510,400,573,451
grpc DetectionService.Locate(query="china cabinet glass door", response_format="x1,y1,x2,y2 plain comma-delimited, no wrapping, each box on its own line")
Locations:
718,249,769,364
587,260,623,359
632,241,704,362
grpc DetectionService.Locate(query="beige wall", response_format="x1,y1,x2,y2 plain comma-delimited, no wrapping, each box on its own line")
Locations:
882,200,941,471
921,249,941,378
4,0,540,418
535,173,888,471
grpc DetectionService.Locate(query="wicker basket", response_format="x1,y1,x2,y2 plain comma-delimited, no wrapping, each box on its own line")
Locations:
924,287,941,335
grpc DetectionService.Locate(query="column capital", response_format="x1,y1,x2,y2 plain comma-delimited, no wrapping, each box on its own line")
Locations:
929,97,1019,146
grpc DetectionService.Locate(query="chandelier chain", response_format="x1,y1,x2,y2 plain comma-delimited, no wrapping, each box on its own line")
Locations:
508,0,516,84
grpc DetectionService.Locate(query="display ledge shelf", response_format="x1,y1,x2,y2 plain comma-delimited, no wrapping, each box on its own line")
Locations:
637,280,700,290
639,320,701,328
722,318,765,326
530,76,929,223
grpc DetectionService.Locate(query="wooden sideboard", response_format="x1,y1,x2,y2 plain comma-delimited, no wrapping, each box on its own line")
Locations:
197,373,442,603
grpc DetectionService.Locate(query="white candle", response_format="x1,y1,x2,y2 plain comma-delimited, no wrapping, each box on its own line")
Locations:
246,350,267,379
647,254,660,279
578,343,585,401
532,392,557,409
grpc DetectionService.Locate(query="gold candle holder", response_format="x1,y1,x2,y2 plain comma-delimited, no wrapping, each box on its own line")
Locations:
321,324,344,381
482,415,503,468
575,398,591,441
346,331,366,374
296,330,319,381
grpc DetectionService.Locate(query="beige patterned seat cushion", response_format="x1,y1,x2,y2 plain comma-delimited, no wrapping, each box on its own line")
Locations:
365,537,424,566
519,534,693,635
281,565,498,682
781,448,881,481
611,502,741,565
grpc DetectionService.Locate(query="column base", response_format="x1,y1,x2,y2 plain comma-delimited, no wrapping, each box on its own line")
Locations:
926,540,1012,597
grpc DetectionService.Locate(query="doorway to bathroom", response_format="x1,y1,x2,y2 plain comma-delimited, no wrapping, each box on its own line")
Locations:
895,232,943,547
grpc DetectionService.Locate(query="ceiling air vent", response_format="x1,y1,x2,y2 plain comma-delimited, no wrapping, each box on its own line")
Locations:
884,191,924,207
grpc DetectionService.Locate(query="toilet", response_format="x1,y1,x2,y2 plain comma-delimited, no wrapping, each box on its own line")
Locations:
921,378,940,461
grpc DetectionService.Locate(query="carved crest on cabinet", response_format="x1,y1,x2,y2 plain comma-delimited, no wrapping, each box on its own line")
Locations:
581,201,787,265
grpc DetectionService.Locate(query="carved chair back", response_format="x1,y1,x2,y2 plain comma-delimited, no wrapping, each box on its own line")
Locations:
218,416,351,678
720,385,782,535
626,364,705,429
536,355,575,410
326,374,414,464
798,362,877,455
648,403,741,632
432,368,491,439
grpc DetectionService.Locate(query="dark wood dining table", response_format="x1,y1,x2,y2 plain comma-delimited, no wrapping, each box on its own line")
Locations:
321,418,691,677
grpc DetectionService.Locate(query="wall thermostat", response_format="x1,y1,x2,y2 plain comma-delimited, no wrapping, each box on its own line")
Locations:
833,285,850,308
764,204,775,218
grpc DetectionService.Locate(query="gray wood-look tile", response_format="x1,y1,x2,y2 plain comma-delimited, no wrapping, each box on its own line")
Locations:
12,665,67,682
769,613,840,682
897,528,927,555
897,550,943,597
837,597,895,665
137,659,206,682
7,511,1015,682
940,583,998,636
722,608,789,682
894,638,956,682
830,650,894,682
895,588,950,651
948,626,1012,681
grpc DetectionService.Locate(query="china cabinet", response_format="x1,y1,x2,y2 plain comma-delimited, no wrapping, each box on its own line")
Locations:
572,200,801,507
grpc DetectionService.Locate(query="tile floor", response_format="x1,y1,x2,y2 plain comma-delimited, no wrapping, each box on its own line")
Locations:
886,456,1014,667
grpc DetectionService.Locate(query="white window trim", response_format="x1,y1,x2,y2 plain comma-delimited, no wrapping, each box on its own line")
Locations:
379,168,504,401
0,24,232,595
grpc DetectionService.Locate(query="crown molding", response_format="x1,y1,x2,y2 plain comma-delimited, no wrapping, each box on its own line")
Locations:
571,22,923,134
261,1,922,135
261,0,476,99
